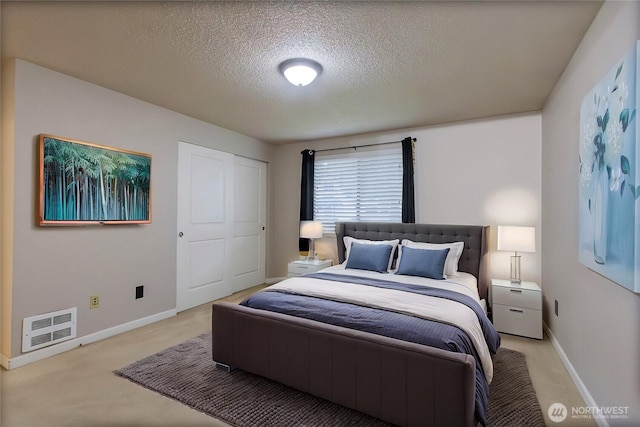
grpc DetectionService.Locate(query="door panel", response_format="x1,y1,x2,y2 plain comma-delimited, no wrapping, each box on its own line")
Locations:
189,239,225,288
190,155,225,224
177,142,234,312
234,162,260,222
232,235,260,276
232,156,266,290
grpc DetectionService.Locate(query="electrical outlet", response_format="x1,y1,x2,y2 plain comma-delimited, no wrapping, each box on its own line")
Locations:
135,285,144,299
90,295,100,309
555,299,559,316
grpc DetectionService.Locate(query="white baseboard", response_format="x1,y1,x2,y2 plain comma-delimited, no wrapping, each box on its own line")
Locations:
1,309,177,370
544,323,609,427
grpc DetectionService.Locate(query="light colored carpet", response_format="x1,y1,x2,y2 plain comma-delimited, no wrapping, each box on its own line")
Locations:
116,332,545,427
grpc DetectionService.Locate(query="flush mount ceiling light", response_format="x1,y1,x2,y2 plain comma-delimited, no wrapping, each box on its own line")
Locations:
279,58,323,87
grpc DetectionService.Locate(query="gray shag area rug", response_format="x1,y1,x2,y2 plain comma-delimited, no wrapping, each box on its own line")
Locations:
115,332,545,427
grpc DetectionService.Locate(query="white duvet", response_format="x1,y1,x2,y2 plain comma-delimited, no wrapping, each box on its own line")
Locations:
268,264,494,383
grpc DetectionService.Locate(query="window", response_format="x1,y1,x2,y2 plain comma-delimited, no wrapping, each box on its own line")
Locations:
313,147,403,233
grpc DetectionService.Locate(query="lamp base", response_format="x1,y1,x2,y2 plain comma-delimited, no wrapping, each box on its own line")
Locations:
307,239,316,261
510,254,522,284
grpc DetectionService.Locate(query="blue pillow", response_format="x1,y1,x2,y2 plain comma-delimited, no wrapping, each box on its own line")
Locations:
395,246,450,280
345,242,393,273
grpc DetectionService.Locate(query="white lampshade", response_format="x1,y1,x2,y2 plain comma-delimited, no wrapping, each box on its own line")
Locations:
497,226,536,253
300,221,323,239
279,58,322,87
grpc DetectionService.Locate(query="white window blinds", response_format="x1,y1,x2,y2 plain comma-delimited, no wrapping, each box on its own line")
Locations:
313,147,403,233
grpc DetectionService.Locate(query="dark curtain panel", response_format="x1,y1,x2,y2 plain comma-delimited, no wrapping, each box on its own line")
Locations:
299,149,315,251
401,137,416,223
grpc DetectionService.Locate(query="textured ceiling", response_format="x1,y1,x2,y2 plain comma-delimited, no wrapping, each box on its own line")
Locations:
1,1,602,143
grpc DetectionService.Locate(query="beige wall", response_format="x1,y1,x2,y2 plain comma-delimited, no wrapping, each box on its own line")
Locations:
541,1,639,423
268,113,542,284
1,59,272,359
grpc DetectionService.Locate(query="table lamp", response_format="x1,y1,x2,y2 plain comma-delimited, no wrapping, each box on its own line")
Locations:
300,221,323,260
497,225,535,284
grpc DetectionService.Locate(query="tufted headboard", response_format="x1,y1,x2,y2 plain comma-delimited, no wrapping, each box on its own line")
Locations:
335,222,489,301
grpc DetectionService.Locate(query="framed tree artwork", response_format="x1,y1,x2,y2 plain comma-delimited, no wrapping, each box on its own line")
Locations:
39,134,152,225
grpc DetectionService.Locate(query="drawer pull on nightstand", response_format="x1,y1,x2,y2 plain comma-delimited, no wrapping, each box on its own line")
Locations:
509,289,522,293
509,308,524,313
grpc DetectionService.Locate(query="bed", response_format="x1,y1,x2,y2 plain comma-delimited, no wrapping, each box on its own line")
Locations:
211,222,499,427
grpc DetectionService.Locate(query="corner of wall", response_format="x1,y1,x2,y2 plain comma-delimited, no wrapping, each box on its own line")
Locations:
1,57,16,359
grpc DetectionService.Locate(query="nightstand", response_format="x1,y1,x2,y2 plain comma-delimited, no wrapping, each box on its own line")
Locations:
491,279,542,340
287,259,332,277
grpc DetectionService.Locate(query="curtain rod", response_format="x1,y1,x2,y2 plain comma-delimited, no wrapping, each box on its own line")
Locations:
311,137,416,154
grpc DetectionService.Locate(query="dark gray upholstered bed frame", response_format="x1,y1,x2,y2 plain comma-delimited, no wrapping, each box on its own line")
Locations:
212,222,489,427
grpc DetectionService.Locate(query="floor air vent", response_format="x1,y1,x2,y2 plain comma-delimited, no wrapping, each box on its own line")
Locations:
22,307,77,353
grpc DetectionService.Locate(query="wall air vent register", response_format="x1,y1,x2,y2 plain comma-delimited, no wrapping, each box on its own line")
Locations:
22,307,77,352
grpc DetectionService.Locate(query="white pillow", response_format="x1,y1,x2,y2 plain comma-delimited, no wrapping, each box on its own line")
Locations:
400,239,464,277
343,236,399,271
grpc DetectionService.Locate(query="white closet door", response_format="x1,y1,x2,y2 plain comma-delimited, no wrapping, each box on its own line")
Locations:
176,142,234,312
232,156,266,291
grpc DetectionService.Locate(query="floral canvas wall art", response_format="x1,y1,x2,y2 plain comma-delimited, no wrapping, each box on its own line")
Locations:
579,41,638,293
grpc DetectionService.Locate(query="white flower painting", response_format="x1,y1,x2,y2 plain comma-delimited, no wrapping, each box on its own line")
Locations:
578,41,639,293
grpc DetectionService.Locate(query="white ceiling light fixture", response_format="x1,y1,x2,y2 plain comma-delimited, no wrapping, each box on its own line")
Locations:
279,58,323,87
